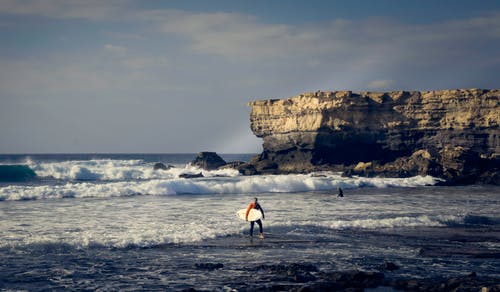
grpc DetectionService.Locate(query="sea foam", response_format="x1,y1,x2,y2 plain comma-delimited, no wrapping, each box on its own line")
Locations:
0,173,440,201
23,159,239,181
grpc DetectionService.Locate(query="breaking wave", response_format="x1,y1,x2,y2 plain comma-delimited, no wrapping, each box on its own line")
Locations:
0,173,440,201
0,165,37,182
22,159,212,181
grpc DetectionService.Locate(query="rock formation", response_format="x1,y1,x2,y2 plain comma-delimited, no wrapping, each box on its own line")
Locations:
153,162,173,170
190,152,227,170
248,89,499,184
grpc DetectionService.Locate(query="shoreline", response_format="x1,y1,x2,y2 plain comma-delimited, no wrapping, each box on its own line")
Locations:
176,226,500,291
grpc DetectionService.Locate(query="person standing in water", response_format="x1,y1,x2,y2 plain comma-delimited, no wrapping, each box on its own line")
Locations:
245,197,265,239
337,187,344,198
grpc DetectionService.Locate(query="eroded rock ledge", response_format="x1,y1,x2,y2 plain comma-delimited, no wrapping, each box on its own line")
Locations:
247,89,500,184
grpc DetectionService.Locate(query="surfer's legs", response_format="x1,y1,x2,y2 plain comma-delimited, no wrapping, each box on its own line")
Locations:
249,220,263,237
256,220,264,239
256,219,263,233
249,221,255,236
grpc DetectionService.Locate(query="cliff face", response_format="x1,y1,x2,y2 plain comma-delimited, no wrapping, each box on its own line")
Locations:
248,89,500,184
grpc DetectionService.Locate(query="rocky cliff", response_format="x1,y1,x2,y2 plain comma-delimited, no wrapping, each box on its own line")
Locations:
248,89,500,184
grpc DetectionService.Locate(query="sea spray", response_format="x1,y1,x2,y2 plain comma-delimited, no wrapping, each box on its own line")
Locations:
0,173,440,201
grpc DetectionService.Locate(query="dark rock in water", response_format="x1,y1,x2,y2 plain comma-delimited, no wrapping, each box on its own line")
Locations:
476,168,500,185
245,265,500,292
235,163,258,175
153,162,173,170
253,263,318,274
292,272,316,283
232,163,259,176
317,270,385,290
217,161,258,175
0,165,37,182
262,284,298,291
252,263,319,285
219,161,246,169
379,261,400,271
297,270,384,291
248,152,281,174
473,252,500,259
247,89,500,184
194,263,223,270
384,272,500,292
191,152,226,170
179,172,203,179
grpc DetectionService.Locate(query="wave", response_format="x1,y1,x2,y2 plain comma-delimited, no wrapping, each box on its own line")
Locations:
3,213,496,250
0,174,440,201
0,223,242,250
441,214,500,227
321,215,445,229
19,158,239,181
0,165,37,182
318,214,500,230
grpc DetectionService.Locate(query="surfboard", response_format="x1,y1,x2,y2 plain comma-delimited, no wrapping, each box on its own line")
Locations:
236,208,262,222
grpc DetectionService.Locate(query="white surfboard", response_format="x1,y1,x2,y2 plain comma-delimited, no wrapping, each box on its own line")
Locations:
236,208,262,222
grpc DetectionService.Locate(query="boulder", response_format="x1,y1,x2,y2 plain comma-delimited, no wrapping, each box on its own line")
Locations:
179,172,203,179
218,161,259,175
235,163,258,176
153,162,173,170
379,261,400,271
191,152,226,170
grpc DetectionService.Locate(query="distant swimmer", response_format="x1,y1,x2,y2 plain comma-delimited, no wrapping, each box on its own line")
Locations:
245,197,265,239
337,187,344,198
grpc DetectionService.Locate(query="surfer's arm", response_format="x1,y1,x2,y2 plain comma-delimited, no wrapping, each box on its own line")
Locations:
260,206,265,219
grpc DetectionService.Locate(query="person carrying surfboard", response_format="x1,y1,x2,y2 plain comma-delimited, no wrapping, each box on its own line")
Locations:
245,197,265,239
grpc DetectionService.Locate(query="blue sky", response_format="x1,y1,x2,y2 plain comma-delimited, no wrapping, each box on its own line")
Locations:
1,0,499,153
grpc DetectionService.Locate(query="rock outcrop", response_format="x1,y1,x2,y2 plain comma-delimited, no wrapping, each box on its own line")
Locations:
153,162,173,170
248,89,500,184
190,152,227,170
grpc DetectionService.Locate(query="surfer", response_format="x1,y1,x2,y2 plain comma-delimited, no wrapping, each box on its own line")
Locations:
337,187,344,197
245,197,265,239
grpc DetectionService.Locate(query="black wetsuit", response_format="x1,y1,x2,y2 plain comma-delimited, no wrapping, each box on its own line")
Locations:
250,203,265,236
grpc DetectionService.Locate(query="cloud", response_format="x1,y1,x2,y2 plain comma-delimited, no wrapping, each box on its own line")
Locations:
157,10,500,69
0,0,133,20
3,1,499,67
159,12,329,60
120,56,168,69
103,44,168,69
104,44,128,56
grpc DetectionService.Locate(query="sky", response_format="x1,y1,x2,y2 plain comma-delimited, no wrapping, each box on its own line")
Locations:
0,0,499,154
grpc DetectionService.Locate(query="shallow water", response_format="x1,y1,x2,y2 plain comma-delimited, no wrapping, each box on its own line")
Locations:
1,187,500,290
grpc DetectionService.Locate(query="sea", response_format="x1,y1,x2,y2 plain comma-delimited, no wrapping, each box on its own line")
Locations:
0,154,499,291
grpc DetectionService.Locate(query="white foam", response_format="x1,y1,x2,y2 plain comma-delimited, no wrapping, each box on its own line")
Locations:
322,215,444,229
0,173,440,201
1,184,496,249
24,159,240,181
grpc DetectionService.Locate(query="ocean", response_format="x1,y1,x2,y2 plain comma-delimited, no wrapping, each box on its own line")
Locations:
1,154,499,291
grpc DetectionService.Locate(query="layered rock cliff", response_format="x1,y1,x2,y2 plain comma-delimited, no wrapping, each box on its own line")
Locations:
248,89,500,184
